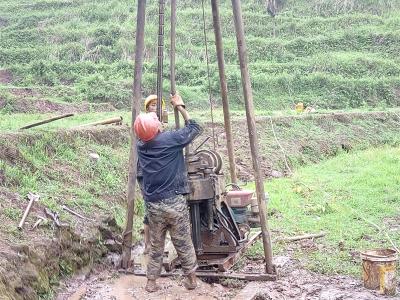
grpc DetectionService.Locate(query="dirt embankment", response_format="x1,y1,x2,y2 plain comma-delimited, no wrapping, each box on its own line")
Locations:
0,69,116,114
0,127,129,299
201,111,400,181
0,89,116,114
2,110,399,181
0,188,121,300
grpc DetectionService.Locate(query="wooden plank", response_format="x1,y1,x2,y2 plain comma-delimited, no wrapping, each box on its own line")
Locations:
20,114,74,130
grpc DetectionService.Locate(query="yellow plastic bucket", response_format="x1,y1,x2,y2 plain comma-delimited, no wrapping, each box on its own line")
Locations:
360,248,398,296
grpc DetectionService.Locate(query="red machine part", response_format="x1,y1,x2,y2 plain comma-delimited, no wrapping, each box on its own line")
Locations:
226,190,254,208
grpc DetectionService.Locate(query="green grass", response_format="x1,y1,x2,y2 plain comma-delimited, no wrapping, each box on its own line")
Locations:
1,107,400,132
2,134,128,216
0,111,131,131
1,0,400,110
248,146,400,276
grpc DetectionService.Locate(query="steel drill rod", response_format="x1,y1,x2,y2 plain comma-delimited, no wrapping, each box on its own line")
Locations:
131,270,276,281
122,0,146,269
231,0,274,274
61,205,94,221
177,105,191,159
170,0,180,129
156,0,165,121
211,0,237,184
191,203,203,254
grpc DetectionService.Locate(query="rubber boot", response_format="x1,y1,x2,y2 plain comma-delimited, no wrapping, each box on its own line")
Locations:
143,224,150,255
183,272,197,290
145,279,160,292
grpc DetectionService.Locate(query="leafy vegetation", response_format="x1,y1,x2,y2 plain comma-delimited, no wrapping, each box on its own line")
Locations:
1,0,400,110
248,146,400,276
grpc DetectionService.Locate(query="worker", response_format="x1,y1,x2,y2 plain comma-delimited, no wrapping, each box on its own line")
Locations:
134,93,202,292
144,94,158,113
139,94,163,255
144,94,168,122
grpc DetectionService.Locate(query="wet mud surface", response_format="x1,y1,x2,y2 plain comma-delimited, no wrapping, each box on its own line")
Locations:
57,255,397,300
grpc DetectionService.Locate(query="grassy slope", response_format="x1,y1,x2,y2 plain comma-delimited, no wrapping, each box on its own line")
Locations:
1,125,398,283
0,129,143,241
1,107,399,131
0,113,398,298
0,0,400,110
248,146,400,276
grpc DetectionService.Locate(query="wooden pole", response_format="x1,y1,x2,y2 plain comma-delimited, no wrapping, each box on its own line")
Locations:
121,0,146,269
75,116,122,128
275,232,326,243
210,0,237,184
231,0,274,274
170,0,180,129
20,113,74,130
18,193,39,230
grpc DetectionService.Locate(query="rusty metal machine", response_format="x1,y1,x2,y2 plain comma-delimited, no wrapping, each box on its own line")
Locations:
186,147,259,270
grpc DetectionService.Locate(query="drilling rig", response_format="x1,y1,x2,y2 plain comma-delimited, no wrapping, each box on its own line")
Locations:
123,0,276,280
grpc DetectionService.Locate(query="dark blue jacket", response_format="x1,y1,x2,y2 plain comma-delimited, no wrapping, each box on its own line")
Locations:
137,120,202,202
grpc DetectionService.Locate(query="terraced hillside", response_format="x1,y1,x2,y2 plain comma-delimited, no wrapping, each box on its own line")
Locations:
0,0,400,110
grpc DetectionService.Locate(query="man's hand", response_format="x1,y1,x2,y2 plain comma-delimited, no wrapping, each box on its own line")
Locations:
170,94,185,108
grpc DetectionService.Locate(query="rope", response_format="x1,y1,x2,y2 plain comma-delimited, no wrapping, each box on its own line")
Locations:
201,0,216,151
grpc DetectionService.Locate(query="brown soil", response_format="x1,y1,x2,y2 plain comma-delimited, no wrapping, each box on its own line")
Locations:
0,187,120,300
0,70,13,84
56,256,394,300
383,215,400,233
9,95,117,114
0,126,129,150
0,17,8,28
394,87,400,99
57,269,233,300
0,143,31,168
0,82,116,113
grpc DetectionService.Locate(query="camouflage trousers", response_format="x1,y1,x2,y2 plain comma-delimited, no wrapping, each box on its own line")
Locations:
146,195,197,280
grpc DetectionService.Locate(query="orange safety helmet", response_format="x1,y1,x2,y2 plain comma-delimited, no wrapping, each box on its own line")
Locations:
133,112,161,142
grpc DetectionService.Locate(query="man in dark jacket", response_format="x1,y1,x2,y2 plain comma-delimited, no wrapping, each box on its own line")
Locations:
134,94,202,292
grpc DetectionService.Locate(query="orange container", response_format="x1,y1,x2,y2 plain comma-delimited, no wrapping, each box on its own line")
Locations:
360,248,398,296
226,190,253,207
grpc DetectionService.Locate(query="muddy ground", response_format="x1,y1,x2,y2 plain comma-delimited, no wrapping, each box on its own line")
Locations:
56,251,396,300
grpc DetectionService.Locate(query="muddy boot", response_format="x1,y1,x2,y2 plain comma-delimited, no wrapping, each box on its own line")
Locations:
143,224,150,255
145,279,160,293
183,272,197,290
